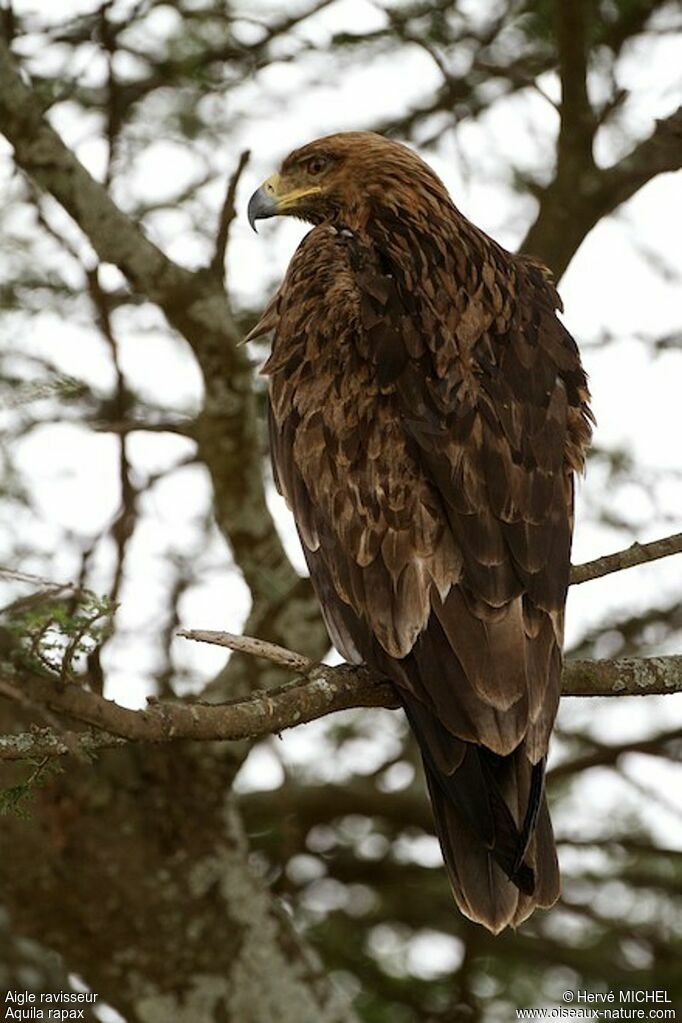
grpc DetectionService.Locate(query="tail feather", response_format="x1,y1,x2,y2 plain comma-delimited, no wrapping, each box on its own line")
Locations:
404,695,559,933
512,757,546,874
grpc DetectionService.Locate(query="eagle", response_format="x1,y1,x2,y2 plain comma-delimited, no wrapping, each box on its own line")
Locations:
246,131,592,933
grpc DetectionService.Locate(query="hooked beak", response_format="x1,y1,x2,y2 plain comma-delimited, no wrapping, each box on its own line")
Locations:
247,173,281,232
247,171,323,231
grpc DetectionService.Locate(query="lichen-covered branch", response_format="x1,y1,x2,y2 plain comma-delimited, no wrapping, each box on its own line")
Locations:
2,652,681,762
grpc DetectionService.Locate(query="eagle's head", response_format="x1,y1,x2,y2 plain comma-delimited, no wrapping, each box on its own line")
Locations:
247,131,451,232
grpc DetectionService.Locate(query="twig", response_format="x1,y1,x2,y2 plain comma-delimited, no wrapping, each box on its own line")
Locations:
90,418,194,436
0,566,84,593
570,531,682,585
178,628,314,671
210,149,250,280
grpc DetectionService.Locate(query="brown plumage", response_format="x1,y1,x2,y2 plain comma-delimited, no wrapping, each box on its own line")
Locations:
246,131,592,933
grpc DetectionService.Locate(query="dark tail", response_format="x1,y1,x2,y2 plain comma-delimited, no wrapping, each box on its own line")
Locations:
404,695,560,933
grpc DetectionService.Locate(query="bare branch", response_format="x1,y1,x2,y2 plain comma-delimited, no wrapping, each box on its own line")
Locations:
0,37,200,321
570,531,682,585
211,149,251,281
0,566,85,593
179,628,314,671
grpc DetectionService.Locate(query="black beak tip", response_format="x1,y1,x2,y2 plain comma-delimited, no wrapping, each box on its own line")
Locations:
247,196,259,233
247,186,277,233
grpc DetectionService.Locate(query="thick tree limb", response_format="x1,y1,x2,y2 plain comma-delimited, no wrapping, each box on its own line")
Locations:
2,653,681,762
0,662,396,754
521,104,682,278
555,0,595,174
596,106,682,217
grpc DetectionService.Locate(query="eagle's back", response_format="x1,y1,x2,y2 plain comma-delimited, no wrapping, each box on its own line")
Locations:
259,217,591,931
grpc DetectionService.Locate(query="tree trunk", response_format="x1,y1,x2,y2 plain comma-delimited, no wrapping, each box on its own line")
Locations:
0,739,357,1023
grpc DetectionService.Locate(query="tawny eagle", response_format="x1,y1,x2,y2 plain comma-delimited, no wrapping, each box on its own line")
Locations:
246,131,592,933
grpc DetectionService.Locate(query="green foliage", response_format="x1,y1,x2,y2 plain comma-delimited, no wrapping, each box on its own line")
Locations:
0,756,62,818
2,591,115,681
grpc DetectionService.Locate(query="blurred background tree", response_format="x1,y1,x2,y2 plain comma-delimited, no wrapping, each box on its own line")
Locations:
0,1,681,1020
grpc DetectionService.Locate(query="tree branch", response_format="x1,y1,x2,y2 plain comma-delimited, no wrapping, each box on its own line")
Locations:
2,531,681,761
0,38,199,317
570,531,682,584
2,652,681,762
596,105,682,214
555,0,595,174
521,104,682,278
211,148,250,281
0,32,331,696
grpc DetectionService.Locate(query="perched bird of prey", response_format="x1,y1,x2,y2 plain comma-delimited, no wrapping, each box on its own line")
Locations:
246,131,592,933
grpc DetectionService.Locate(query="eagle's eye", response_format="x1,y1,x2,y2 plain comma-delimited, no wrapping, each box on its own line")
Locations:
305,156,328,177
